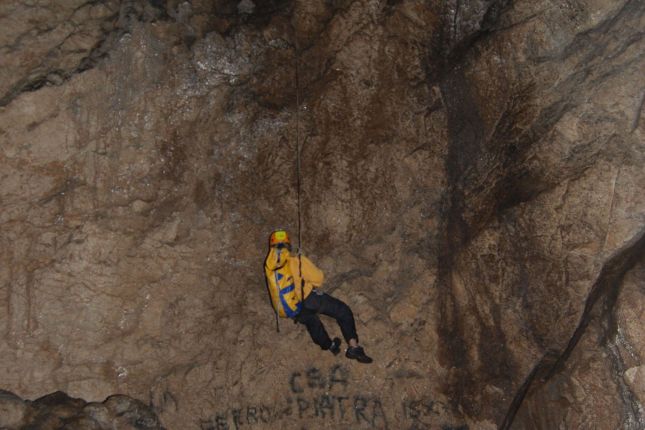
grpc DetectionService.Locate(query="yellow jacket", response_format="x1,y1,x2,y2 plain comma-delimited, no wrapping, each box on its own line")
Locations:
264,249,324,302
288,253,324,301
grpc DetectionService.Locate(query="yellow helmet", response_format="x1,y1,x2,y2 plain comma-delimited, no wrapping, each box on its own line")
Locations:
269,230,290,247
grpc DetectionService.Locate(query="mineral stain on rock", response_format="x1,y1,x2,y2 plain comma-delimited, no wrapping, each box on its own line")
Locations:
1,0,643,429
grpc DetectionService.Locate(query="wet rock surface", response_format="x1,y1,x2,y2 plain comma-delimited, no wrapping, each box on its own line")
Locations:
0,0,643,429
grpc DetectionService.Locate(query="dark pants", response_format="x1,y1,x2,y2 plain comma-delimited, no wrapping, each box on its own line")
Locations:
295,291,358,350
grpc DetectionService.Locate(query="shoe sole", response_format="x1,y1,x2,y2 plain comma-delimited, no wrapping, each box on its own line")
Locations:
346,355,373,364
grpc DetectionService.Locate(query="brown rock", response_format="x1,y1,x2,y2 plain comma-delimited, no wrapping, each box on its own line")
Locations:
0,0,643,429
0,390,28,429
0,390,163,429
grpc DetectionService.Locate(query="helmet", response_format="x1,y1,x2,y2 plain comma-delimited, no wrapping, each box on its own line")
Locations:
269,230,290,247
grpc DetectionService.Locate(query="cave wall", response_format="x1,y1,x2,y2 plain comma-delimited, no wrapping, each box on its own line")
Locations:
0,0,643,429
436,0,645,427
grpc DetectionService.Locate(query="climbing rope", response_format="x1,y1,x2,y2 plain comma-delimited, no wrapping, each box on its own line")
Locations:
295,35,303,255
294,30,306,307
269,29,306,334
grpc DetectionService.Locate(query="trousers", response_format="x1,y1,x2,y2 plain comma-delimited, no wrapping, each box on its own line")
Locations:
295,291,358,350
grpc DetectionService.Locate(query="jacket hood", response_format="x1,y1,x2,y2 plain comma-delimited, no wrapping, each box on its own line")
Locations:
265,247,290,271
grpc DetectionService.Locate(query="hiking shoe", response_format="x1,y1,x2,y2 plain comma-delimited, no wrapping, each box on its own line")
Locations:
329,337,341,356
345,346,373,363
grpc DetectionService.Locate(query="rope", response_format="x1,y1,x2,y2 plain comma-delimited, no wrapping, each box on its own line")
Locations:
295,37,303,254
268,29,305,332
294,29,306,305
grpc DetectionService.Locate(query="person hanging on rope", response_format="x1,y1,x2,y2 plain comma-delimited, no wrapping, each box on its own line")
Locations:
264,229,373,363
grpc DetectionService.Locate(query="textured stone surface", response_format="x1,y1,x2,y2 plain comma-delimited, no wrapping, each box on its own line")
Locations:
0,390,28,428
0,0,643,429
0,390,162,429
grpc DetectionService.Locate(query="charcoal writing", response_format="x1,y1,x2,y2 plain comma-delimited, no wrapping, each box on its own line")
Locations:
200,403,290,430
402,397,444,420
200,365,465,430
296,394,387,428
201,395,387,429
289,364,348,393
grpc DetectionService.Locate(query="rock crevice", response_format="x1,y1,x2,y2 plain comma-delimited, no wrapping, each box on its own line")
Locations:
502,229,645,429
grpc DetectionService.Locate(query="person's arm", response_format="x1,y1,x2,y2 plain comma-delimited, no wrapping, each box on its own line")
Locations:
300,255,324,286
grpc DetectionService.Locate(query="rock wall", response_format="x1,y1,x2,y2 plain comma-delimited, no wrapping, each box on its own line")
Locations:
436,0,645,427
0,390,161,429
0,0,643,429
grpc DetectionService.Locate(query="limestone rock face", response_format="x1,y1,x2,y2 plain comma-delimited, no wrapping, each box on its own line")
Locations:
0,390,162,429
0,0,643,429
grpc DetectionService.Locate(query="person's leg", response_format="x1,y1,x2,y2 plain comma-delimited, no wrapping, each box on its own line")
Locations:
295,312,333,350
315,292,358,345
315,292,372,363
